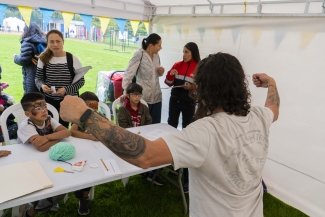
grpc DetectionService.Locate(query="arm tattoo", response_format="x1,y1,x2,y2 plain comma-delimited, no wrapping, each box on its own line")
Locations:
266,84,280,107
84,112,146,159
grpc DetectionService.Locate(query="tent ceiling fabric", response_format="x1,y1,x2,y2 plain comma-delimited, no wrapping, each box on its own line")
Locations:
0,0,149,20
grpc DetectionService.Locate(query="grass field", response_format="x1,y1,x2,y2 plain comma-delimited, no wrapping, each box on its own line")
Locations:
0,33,308,217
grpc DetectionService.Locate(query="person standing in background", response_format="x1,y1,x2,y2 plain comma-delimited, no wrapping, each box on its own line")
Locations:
164,42,201,193
122,33,165,124
14,22,47,94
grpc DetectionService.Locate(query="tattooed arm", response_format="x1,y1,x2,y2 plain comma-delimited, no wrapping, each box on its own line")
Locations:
60,96,173,169
252,73,279,122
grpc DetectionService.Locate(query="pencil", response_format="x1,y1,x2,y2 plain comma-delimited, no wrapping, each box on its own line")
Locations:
101,158,109,171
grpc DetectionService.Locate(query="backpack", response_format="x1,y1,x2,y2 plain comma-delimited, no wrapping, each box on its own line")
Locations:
42,52,78,95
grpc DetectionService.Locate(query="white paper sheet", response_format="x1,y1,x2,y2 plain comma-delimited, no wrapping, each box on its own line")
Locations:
142,129,171,141
72,66,92,84
101,159,121,176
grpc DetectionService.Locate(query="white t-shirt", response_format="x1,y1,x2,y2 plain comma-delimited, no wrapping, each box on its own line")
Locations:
162,106,274,217
18,116,61,144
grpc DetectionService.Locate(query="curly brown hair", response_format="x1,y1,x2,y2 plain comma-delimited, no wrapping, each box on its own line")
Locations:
193,52,251,120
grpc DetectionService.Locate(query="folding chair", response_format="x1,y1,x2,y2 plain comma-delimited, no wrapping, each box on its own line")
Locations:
111,97,148,186
0,103,59,217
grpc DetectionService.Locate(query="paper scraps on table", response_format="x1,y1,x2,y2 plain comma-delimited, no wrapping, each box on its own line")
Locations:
53,167,74,173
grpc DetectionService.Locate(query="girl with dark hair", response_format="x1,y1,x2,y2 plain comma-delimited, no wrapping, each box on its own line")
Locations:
164,42,200,192
14,22,46,93
122,33,165,124
35,29,85,128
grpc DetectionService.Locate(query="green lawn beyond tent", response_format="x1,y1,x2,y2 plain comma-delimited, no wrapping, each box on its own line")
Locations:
0,33,308,217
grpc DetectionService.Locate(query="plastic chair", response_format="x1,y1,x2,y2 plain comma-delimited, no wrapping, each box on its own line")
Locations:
111,97,148,186
0,103,59,145
98,101,111,121
112,97,148,125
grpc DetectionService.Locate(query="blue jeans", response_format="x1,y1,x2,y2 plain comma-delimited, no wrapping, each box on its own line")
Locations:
148,101,162,124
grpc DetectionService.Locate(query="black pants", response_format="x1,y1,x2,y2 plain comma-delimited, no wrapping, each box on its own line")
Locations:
148,101,162,124
45,96,69,128
167,96,195,129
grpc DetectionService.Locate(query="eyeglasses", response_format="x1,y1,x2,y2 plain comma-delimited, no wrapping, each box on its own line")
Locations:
130,93,143,98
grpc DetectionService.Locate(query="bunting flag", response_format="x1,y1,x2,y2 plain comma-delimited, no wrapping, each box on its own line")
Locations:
130,20,140,36
183,27,189,41
115,18,126,35
39,8,54,31
252,28,263,46
156,24,164,34
62,12,74,31
214,28,222,42
99,16,110,35
17,6,33,27
80,14,93,38
197,27,205,43
163,25,171,38
143,21,149,34
0,4,8,27
301,31,317,49
176,24,182,40
274,29,286,48
231,28,240,44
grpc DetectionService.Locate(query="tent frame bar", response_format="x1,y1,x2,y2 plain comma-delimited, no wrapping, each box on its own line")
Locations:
151,0,325,17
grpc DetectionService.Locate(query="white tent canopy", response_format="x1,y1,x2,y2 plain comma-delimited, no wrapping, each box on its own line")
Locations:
1,1,325,216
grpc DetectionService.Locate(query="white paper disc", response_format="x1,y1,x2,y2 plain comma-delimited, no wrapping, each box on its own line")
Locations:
90,164,98,168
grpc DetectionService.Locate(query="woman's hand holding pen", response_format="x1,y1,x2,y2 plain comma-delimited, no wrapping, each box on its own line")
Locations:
157,66,165,75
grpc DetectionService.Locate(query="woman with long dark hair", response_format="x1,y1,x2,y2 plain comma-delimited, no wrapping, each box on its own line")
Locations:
164,42,200,192
122,33,165,124
35,29,85,128
14,22,46,93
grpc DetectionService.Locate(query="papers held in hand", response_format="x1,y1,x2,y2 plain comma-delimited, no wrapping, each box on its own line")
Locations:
72,66,92,84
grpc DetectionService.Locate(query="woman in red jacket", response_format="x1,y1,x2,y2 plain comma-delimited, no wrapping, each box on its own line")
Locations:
165,42,200,193
165,42,200,129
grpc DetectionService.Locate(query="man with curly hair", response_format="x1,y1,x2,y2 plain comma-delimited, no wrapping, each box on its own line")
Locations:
60,52,280,217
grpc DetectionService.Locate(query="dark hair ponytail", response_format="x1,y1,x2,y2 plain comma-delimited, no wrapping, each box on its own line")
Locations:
141,33,161,50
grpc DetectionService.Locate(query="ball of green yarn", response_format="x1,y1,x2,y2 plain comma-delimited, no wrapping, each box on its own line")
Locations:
49,142,76,161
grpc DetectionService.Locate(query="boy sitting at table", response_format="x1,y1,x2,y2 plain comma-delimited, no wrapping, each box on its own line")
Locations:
17,92,71,217
70,91,102,215
118,83,152,128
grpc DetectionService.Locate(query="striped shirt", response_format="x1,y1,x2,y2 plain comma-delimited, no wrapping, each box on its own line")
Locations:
36,55,85,100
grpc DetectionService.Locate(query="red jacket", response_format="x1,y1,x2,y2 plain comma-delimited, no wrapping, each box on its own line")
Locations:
165,59,197,102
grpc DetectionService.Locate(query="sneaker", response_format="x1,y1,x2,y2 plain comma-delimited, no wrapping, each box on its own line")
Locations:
19,203,32,217
147,175,165,186
183,183,189,194
78,197,90,216
74,190,83,199
34,199,53,213
50,203,60,211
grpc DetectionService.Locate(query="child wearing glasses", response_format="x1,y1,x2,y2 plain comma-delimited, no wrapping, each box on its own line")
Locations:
17,92,71,217
118,83,152,128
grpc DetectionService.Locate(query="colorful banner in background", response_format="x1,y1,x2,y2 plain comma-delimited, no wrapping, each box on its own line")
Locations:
99,16,110,35
17,6,32,27
62,12,74,31
301,31,317,49
130,20,140,36
115,18,126,35
143,21,149,34
0,4,8,27
231,28,240,44
39,8,54,31
251,28,262,46
183,27,189,41
164,25,171,38
274,28,286,48
80,14,93,38
197,27,205,43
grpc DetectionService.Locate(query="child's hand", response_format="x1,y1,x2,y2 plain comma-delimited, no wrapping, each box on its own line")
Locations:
31,136,49,148
0,150,11,157
0,104,4,112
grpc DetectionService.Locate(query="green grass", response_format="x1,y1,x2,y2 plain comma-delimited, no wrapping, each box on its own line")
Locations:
0,33,308,217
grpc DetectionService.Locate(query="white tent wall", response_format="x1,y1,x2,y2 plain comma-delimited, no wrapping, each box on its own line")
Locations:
153,16,325,217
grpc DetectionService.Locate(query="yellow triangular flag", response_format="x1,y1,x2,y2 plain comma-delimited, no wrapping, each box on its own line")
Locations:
143,21,149,34
17,6,33,27
183,27,189,41
99,16,110,35
61,12,74,31
252,28,263,46
301,31,317,49
164,25,171,38
214,28,222,42
130,20,140,36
